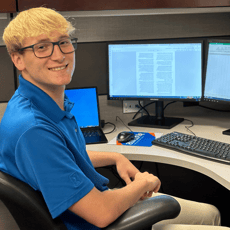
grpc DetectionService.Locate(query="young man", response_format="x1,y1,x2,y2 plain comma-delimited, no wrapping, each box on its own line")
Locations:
0,7,228,230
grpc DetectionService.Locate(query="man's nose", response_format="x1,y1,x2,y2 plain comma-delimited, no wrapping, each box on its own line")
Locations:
51,44,65,61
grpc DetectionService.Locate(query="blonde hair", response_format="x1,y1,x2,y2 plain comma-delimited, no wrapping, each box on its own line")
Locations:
2,7,76,54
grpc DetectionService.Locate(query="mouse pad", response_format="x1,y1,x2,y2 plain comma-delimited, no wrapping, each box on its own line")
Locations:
109,132,163,147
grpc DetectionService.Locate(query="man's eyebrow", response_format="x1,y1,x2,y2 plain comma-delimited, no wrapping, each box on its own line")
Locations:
37,36,70,43
59,35,70,39
37,38,50,43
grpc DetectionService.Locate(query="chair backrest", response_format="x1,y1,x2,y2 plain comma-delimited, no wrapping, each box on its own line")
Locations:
0,171,67,230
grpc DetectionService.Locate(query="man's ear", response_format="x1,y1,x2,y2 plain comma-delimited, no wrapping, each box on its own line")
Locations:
10,53,25,71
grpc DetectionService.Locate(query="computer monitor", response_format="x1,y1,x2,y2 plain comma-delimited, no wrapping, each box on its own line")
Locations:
108,41,202,129
203,40,230,135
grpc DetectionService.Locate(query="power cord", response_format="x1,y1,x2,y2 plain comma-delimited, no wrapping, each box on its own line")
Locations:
116,116,134,132
104,122,116,134
132,101,155,120
183,119,196,136
163,101,176,110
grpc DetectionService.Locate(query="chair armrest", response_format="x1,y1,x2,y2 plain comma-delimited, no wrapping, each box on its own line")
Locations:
103,195,181,230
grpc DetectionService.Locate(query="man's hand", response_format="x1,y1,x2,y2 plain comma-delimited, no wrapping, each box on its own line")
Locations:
116,155,140,185
87,150,161,199
115,156,161,199
134,171,161,199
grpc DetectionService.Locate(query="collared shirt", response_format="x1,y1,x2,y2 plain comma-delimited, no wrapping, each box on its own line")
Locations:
0,75,109,230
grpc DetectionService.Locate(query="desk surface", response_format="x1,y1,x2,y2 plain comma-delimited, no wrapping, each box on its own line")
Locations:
86,116,230,190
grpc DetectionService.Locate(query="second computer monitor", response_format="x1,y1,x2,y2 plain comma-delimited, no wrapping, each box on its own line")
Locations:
204,40,230,103
204,40,230,135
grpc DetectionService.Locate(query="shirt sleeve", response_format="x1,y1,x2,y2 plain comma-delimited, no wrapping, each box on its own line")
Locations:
15,124,94,219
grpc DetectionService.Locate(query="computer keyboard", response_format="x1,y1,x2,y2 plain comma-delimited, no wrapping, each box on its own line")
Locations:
152,132,230,164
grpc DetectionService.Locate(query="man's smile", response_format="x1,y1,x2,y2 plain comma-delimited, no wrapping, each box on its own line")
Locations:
48,64,68,71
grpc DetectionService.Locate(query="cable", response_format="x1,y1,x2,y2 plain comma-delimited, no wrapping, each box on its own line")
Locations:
138,101,151,117
163,101,176,111
104,122,116,134
163,102,195,135
116,116,134,133
183,119,196,136
132,101,156,120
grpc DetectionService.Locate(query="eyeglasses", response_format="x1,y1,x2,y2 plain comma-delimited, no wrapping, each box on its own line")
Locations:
18,38,78,58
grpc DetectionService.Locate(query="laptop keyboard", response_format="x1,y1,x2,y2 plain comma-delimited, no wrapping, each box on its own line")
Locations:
82,130,102,138
81,129,107,144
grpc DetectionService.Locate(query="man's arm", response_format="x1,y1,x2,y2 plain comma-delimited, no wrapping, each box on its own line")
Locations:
87,150,123,168
87,150,139,185
69,171,161,228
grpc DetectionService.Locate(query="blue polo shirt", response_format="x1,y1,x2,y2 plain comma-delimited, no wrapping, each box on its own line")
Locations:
0,75,109,230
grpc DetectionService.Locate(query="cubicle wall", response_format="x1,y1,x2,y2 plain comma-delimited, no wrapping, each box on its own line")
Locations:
0,46,15,102
67,42,108,94
63,9,230,43
0,13,15,103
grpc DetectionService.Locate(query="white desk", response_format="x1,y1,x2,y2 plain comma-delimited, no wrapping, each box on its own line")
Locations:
86,116,230,190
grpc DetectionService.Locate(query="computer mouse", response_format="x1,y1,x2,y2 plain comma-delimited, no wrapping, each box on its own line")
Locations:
117,131,135,143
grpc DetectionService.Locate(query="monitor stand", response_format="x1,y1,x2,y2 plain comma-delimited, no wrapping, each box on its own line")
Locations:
128,101,184,129
223,129,230,136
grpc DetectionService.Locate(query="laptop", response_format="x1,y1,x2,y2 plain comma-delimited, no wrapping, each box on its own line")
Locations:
65,87,108,145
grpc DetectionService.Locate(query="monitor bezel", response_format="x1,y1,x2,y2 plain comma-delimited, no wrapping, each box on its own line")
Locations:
203,39,230,104
107,39,203,102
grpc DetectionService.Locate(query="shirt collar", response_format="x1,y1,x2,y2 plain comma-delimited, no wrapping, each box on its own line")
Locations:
17,75,75,123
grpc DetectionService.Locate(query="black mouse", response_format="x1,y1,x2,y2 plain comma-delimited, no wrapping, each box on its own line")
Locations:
117,131,135,143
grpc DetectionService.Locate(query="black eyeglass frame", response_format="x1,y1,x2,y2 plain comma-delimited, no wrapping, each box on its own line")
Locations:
18,37,78,58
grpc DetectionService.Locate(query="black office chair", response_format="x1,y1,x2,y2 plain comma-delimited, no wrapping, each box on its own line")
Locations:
0,171,180,230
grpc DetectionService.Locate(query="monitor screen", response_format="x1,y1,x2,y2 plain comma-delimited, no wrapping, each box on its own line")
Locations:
204,40,230,103
108,42,202,101
65,87,100,128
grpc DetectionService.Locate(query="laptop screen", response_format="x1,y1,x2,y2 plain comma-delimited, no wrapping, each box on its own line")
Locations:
65,87,100,128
